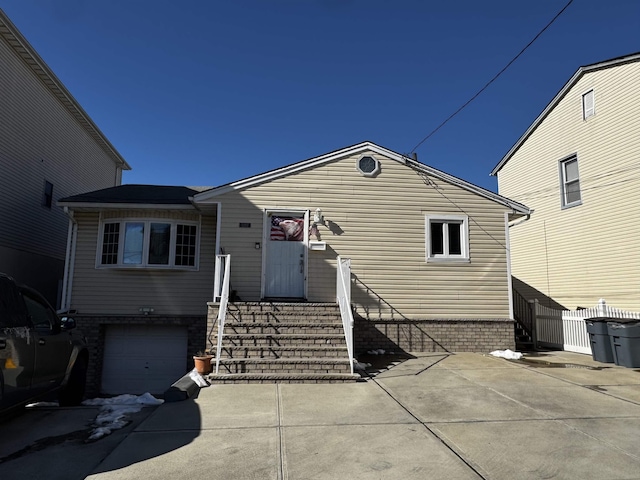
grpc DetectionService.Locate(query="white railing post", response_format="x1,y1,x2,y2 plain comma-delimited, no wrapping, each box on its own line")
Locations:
598,298,607,317
336,256,354,374
214,254,231,374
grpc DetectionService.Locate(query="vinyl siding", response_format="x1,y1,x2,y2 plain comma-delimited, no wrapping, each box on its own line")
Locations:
69,210,216,315
0,34,119,264
497,61,640,311
209,151,513,319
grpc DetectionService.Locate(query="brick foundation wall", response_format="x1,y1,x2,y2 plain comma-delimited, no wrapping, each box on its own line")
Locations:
354,317,515,354
75,315,207,397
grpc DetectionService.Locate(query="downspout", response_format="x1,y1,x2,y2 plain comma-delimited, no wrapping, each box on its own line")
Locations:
504,212,514,321
58,207,78,313
215,203,221,255
505,210,531,322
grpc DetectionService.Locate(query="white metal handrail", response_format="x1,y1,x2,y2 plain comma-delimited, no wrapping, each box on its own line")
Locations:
214,254,231,374
336,256,354,374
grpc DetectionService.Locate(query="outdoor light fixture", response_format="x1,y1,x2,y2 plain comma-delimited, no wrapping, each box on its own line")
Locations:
313,208,323,224
255,242,261,250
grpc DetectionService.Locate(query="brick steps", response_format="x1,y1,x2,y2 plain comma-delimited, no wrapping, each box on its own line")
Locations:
215,358,352,374
220,345,348,359
208,302,356,383
206,373,361,384
214,333,347,347
223,323,344,334
224,313,343,324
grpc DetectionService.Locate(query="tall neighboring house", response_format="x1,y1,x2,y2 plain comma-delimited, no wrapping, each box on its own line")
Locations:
492,52,640,311
59,141,530,395
0,9,130,306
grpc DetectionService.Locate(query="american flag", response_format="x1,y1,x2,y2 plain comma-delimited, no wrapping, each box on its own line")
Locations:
270,216,286,241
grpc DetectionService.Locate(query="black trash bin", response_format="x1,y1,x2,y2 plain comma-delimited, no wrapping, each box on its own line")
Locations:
586,318,615,363
607,322,640,368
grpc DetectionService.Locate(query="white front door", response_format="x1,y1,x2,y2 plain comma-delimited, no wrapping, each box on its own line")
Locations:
264,210,307,298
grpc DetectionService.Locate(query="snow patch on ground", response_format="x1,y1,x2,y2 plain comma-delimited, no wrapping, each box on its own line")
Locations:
353,361,372,371
188,369,210,387
82,393,163,441
26,401,59,408
489,349,523,360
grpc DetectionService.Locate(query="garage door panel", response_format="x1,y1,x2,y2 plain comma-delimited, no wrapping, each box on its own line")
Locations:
102,325,188,395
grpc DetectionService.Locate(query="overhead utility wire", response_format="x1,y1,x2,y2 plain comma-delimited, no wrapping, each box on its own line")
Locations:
410,0,575,153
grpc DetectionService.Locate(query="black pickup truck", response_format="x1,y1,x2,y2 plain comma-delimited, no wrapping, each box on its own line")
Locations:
0,273,88,412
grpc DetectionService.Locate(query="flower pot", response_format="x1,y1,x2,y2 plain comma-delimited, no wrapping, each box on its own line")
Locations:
193,355,213,375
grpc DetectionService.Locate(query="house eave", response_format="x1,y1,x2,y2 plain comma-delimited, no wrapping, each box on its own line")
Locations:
57,202,197,211
491,52,640,176
0,8,131,171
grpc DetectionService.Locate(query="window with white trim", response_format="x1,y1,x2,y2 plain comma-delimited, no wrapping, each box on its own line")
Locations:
99,219,199,269
425,215,469,261
582,90,594,119
559,156,581,208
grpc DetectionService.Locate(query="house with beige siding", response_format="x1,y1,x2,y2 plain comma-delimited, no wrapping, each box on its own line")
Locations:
0,9,130,306
492,52,640,313
60,142,529,394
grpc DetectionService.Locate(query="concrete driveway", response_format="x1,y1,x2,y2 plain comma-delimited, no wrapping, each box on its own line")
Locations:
4,351,639,479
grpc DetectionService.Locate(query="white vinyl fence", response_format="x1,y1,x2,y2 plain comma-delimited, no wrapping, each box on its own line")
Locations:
533,299,640,355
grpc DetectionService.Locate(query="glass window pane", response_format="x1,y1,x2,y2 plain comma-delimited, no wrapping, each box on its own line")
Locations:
564,159,579,181
448,223,462,255
431,222,444,255
566,180,581,204
23,293,55,331
175,224,196,266
123,222,144,265
149,223,171,265
101,223,120,264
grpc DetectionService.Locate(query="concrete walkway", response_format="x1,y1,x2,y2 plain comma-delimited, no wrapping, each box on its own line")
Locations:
87,352,640,480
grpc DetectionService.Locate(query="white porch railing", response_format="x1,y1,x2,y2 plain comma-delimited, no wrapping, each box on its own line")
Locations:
533,299,640,355
336,256,354,374
214,254,231,374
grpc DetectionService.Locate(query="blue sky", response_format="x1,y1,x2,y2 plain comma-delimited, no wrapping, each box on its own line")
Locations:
2,0,639,192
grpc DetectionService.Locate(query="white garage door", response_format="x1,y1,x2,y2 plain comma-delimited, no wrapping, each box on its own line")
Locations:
102,325,188,395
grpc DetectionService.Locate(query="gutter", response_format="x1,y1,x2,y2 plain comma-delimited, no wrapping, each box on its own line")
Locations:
508,212,532,228
58,207,78,314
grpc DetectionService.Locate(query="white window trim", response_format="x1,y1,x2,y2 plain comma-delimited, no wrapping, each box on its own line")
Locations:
96,215,200,270
356,154,381,177
582,89,595,120
559,154,582,209
425,214,470,262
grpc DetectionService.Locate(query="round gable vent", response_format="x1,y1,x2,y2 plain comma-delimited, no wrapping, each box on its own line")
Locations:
357,156,380,177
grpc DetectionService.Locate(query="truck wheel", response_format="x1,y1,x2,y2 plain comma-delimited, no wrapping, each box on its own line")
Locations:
59,357,87,406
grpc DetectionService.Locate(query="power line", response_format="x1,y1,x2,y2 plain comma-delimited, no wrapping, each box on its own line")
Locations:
508,163,640,201
512,174,640,203
408,161,509,251
410,0,575,154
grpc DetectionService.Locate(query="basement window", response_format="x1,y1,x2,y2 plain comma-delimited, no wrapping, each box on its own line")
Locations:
98,219,199,269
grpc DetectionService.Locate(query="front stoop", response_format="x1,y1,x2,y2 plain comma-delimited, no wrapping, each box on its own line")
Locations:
207,302,360,383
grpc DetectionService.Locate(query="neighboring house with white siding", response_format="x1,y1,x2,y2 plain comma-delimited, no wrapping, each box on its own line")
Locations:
0,9,130,306
59,141,530,395
492,52,640,312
